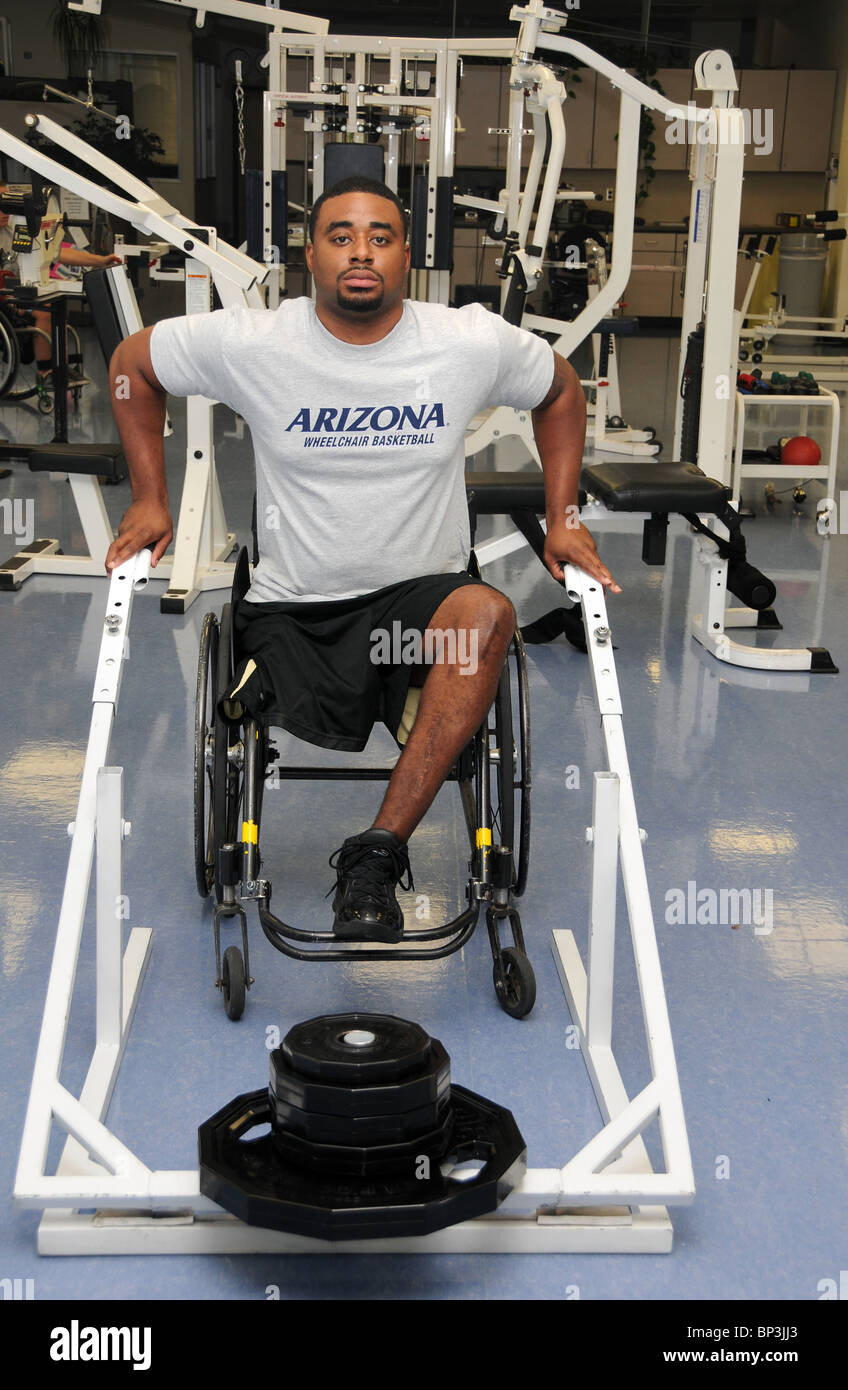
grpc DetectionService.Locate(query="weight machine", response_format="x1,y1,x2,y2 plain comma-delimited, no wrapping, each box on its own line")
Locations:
464,3,833,676
737,219,848,382
463,5,733,477
260,29,525,308
0,112,269,610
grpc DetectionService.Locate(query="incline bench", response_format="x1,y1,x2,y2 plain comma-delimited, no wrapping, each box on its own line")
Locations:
0,441,125,590
465,458,836,674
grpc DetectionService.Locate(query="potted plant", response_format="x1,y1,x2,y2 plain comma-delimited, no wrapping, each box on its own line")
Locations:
50,1,106,81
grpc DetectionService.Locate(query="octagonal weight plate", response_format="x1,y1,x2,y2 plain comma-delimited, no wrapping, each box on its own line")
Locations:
198,1085,527,1242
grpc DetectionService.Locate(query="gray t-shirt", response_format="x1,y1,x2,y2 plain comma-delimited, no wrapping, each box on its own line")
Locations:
150,297,553,603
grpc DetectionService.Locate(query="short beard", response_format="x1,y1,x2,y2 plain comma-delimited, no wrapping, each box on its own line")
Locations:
336,285,385,314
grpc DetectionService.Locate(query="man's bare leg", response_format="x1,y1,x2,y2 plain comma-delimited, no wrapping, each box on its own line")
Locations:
372,585,515,842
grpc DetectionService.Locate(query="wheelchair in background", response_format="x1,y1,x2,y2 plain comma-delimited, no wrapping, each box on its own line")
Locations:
0,296,86,415
193,544,534,1022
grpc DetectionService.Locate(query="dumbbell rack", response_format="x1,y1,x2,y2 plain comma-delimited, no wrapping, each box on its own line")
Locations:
14,553,693,1256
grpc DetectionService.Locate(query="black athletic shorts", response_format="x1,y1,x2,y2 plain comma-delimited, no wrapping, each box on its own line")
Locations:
219,571,491,752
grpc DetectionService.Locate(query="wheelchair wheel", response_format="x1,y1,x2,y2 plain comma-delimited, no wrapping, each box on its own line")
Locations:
491,631,532,897
0,310,20,398
458,630,531,896
222,944,246,1021
194,605,243,902
493,946,536,1019
194,612,219,897
493,660,515,852
212,603,243,900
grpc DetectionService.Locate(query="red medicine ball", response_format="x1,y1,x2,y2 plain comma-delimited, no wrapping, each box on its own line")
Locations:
781,436,821,467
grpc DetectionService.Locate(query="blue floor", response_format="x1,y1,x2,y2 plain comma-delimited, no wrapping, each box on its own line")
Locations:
0,322,846,1300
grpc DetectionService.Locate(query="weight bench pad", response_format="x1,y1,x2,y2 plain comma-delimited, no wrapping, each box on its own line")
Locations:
29,443,126,479
597,316,639,336
466,471,547,513
465,471,589,514
580,460,730,514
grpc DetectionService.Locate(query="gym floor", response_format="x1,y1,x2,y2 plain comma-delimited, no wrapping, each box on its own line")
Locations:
0,311,845,1302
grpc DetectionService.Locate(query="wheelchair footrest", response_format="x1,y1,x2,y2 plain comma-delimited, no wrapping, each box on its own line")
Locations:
257,894,480,964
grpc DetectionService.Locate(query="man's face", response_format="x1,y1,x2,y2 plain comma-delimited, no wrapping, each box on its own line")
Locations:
306,191,409,319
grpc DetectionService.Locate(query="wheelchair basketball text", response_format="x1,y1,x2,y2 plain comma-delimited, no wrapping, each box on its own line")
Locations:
369,621,479,675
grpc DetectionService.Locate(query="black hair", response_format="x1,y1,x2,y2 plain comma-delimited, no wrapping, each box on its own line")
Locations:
308,176,408,242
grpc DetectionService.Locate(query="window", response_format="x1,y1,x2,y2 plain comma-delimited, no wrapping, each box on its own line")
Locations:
99,51,179,179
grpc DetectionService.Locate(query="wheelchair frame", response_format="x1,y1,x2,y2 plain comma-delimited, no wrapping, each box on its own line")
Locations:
193,548,535,1020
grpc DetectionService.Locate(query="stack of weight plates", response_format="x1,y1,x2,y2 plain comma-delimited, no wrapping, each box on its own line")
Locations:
269,1013,454,1179
199,1011,527,1239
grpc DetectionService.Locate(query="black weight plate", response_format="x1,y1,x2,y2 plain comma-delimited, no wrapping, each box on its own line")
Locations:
199,1085,527,1242
272,1106,456,1179
269,1090,449,1146
281,1013,432,1084
270,1038,450,1117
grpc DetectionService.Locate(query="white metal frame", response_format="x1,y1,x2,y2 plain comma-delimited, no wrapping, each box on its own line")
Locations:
0,113,268,608
464,14,732,470
69,0,329,35
263,32,517,307
464,7,823,674
732,387,840,514
264,32,453,305
16,554,693,1256
736,229,848,385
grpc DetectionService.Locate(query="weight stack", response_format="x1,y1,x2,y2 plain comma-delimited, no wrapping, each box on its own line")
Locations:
199,1013,527,1240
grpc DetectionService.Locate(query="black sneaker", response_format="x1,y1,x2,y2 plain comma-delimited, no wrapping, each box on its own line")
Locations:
328,828,413,942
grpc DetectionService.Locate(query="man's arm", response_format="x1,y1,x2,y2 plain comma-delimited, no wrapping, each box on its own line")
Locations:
532,350,621,594
105,326,173,572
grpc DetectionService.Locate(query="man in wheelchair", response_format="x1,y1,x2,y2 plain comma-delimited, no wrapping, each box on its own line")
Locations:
105,177,619,945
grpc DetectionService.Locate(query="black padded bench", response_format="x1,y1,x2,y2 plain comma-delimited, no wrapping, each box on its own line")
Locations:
464,459,780,649
0,441,127,590
466,459,729,570
28,441,126,481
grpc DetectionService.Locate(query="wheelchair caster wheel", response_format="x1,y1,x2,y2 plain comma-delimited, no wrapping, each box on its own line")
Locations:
752,338,765,351
642,424,656,441
493,947,536,1019
607,414,625,430
222,945,246,1020
752,352,763,364
738,348,749,362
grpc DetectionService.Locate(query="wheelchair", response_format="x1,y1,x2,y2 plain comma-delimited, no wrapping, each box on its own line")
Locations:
193,544,534,1022
0,296,86,415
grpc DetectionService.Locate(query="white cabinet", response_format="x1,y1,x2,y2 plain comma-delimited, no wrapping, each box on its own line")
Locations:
620,231,683,318
737,69,788,173
562,70,595,170
591,68,620,168
651,69,693,172
780,70,837,172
